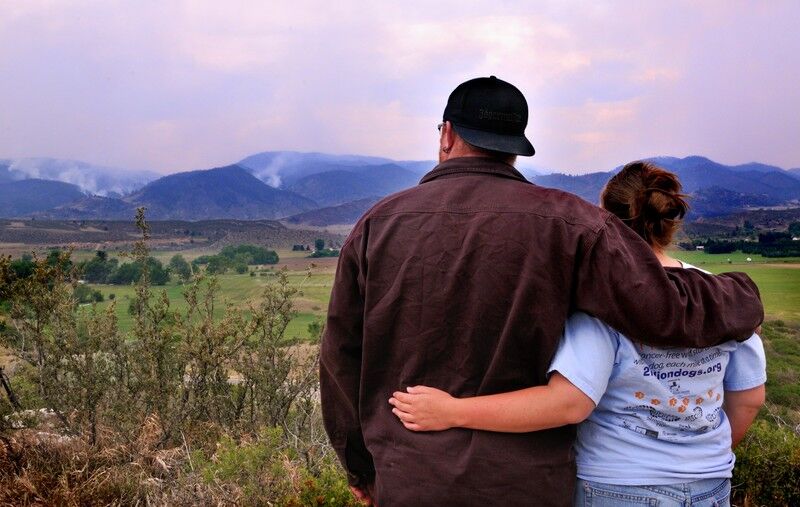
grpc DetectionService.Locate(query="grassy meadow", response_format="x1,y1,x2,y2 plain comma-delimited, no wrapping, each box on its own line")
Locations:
80,248,800,341
673,250,800,323
84,248,337,341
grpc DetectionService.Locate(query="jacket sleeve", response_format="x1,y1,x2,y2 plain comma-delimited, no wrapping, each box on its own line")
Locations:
574,214,764,347
319,233,375,488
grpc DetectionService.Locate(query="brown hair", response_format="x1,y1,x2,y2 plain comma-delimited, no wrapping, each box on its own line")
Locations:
600,160,689,249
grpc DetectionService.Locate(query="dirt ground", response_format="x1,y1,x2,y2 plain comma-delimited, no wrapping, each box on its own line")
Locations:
274,256,338,273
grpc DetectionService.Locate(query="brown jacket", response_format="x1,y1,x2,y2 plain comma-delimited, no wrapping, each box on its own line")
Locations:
320,157,763,507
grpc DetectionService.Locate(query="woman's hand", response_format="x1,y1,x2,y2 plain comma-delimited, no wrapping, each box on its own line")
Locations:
389,385,461,431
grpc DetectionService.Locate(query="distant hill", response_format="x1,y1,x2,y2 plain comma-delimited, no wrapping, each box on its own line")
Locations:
531,171,614,204
0,218,346,253
34,164,319,221
6,151,799,223
0,179,85,217
285,198,380,226
647,156,800,201
724,161,790,174
124,165,318,220
35,195,138,221
238,151,432,188
286,164,419,207
0,161,15,183
531,156,800,217
689,187,780,217
0,157,157,196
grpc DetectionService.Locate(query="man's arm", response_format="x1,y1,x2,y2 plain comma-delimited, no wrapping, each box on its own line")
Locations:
320,233,375,490
575,214,763,347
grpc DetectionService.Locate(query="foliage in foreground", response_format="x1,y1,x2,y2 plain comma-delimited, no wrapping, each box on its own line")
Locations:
732,416,800,506
0,209,354,506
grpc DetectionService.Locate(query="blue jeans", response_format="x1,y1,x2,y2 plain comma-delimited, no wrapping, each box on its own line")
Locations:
574,478,731,506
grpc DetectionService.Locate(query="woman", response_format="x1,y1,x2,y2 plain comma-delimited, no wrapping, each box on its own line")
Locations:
389,161,767,507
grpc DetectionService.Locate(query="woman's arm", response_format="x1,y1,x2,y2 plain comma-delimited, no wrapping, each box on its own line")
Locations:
723,386,765,448
389,372,595,433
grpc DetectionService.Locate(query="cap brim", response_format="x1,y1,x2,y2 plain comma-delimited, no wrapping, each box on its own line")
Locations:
453,124,535,157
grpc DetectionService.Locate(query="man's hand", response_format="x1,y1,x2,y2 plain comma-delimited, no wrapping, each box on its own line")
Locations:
350,485,375,506
389,386,460,431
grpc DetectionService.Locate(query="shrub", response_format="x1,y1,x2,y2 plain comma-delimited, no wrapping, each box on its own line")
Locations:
732,419,800,506
0,210,353,505
308,249,340,258
220,245,279,265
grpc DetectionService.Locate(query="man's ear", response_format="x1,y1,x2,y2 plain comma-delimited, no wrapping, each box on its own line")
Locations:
441,121,454,154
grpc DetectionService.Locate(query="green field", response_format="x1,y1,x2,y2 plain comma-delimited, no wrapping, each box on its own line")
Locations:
78,248,800,342
81,248,336,340
673,250,800,323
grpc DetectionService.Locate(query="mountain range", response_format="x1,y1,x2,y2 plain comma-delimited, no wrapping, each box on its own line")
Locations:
529,156,800,216
3,151,799,224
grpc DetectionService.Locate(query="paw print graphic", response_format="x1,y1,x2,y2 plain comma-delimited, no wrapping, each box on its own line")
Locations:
651,399,661,406
678,406,687,413
669,398,677,407
708,389,714,398
682,397,690,406
635,391,645,399
695,397,704,405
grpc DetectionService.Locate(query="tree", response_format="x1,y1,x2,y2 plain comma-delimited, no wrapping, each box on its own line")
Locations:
206,256,229,275
81,252,118,283
789,222,800,237
169,254,192,283
314,239,325,252
73,283,94,304
108,257,169,286
220,245,279,265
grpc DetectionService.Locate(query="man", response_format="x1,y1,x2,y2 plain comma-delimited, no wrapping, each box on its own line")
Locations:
320,76,763,506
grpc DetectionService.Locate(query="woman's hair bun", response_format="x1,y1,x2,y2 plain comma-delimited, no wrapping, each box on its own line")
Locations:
602,161,689,248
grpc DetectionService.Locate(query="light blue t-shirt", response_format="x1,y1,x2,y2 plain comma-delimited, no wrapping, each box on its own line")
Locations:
549,309,767,485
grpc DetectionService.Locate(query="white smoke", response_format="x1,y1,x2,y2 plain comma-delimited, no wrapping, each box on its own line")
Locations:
5,158,157,196
251,154,287,188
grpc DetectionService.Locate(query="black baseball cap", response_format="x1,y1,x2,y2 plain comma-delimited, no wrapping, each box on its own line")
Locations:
443,76,535,156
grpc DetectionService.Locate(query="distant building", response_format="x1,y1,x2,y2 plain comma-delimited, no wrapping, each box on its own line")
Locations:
696,245,705,251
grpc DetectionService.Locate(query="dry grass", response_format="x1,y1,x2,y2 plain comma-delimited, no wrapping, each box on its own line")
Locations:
0,415,356,507
0,417,182,506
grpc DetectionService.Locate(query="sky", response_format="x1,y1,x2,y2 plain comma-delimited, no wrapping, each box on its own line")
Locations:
1,0,799,175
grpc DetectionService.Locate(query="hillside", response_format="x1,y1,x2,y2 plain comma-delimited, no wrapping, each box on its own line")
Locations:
5,152,800,223
687,187,781,217
238,151,397,187
0,161,15,183
285,197,380,226
531,156,800,215
286,164,418,206
0,157,157,195
34,195,138,220
531,171,614,204
126,165,318,220
0,218,345,254
648,156,800,200
0,179,85,217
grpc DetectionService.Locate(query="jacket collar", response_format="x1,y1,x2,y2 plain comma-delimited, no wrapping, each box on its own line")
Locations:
419,156,531,185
